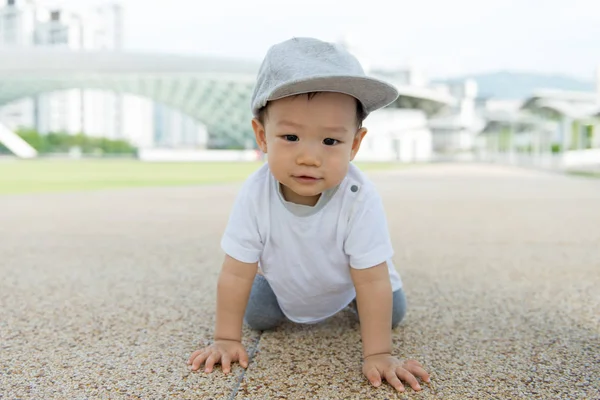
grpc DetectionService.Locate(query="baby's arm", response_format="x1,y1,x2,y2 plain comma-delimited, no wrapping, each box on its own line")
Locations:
350,262,393,358
189,174,263,374
350,263,429,392
214,255,258,342
188,255,257,374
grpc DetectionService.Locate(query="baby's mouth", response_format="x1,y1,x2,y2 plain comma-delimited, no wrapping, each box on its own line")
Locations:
293,175,321,182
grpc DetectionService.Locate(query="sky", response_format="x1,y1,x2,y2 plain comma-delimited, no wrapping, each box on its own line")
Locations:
43,0,600,81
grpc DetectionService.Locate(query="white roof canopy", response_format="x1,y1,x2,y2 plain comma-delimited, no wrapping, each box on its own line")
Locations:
521,89,600,120
0,48,455,146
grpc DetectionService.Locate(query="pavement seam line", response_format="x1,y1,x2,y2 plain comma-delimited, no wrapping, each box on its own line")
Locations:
228,333,262,400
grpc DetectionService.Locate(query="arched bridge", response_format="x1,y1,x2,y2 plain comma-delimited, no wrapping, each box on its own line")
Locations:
0,48,454,157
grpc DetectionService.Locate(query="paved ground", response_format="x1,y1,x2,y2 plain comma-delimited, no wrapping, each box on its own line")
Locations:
1,163,599,399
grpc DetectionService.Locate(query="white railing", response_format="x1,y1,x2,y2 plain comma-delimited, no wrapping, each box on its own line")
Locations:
473,149,599,171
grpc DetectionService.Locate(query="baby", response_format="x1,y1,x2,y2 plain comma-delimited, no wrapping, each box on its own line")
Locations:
188,37,430,393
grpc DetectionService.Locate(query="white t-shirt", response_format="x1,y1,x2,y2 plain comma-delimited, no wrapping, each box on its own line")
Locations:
220,162,403,324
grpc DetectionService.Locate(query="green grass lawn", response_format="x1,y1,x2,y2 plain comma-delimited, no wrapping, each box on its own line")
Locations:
0,159,406,195
566,170,600,179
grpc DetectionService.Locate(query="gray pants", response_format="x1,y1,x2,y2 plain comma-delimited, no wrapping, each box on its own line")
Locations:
244,274,407,331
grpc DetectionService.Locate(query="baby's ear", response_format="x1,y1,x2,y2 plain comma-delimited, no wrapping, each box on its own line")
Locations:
350,128,368,160
252,118,268,153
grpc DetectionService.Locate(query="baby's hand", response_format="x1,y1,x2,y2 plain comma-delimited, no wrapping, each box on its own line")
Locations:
363,354,430,393
188,339,249,374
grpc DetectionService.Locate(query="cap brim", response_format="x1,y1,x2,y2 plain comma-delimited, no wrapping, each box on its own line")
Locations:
266,75,399,115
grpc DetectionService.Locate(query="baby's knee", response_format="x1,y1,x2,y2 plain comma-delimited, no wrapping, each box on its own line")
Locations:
244,313,283,332
245,274,285,331
391,288,407,329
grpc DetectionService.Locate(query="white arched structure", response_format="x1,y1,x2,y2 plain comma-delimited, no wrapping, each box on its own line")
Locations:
0,48,454,157
0,48,258,149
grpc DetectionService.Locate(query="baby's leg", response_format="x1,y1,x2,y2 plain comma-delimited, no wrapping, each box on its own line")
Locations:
391,288,407,329
348,287,407,329
244,274,286,331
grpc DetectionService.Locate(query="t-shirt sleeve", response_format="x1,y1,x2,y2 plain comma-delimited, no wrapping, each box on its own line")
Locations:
220,183,263,264
344,188,394,269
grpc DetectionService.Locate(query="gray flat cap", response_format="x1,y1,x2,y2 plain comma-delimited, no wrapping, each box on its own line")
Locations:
250,37,399,117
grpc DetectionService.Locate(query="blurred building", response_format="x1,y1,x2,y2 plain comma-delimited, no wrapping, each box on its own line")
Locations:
153,102,208,148
0,0,124,139
358,66,438,162
0,0,207,149
0,0,37,130
356,108,432,163
0,0,37,47
339,36,451,162
473,65,600,170
35,5,120,139
366,60,489,159
427,79,487,154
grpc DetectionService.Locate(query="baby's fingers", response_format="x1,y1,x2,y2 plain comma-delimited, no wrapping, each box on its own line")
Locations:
204,352,222,373
395,367,421,392
188,350,202,365
221,354,232,374
403,360,431,383
383,369,405,392
237,348,249,369
190,351,210,372
364,367,382,387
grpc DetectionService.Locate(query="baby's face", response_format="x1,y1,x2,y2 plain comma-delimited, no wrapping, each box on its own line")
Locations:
253,92,366,206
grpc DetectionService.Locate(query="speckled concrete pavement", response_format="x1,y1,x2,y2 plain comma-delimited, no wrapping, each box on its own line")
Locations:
1,163,599,399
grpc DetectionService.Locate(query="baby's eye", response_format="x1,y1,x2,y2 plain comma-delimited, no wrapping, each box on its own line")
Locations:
323,138,339,146
283,135,299,142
